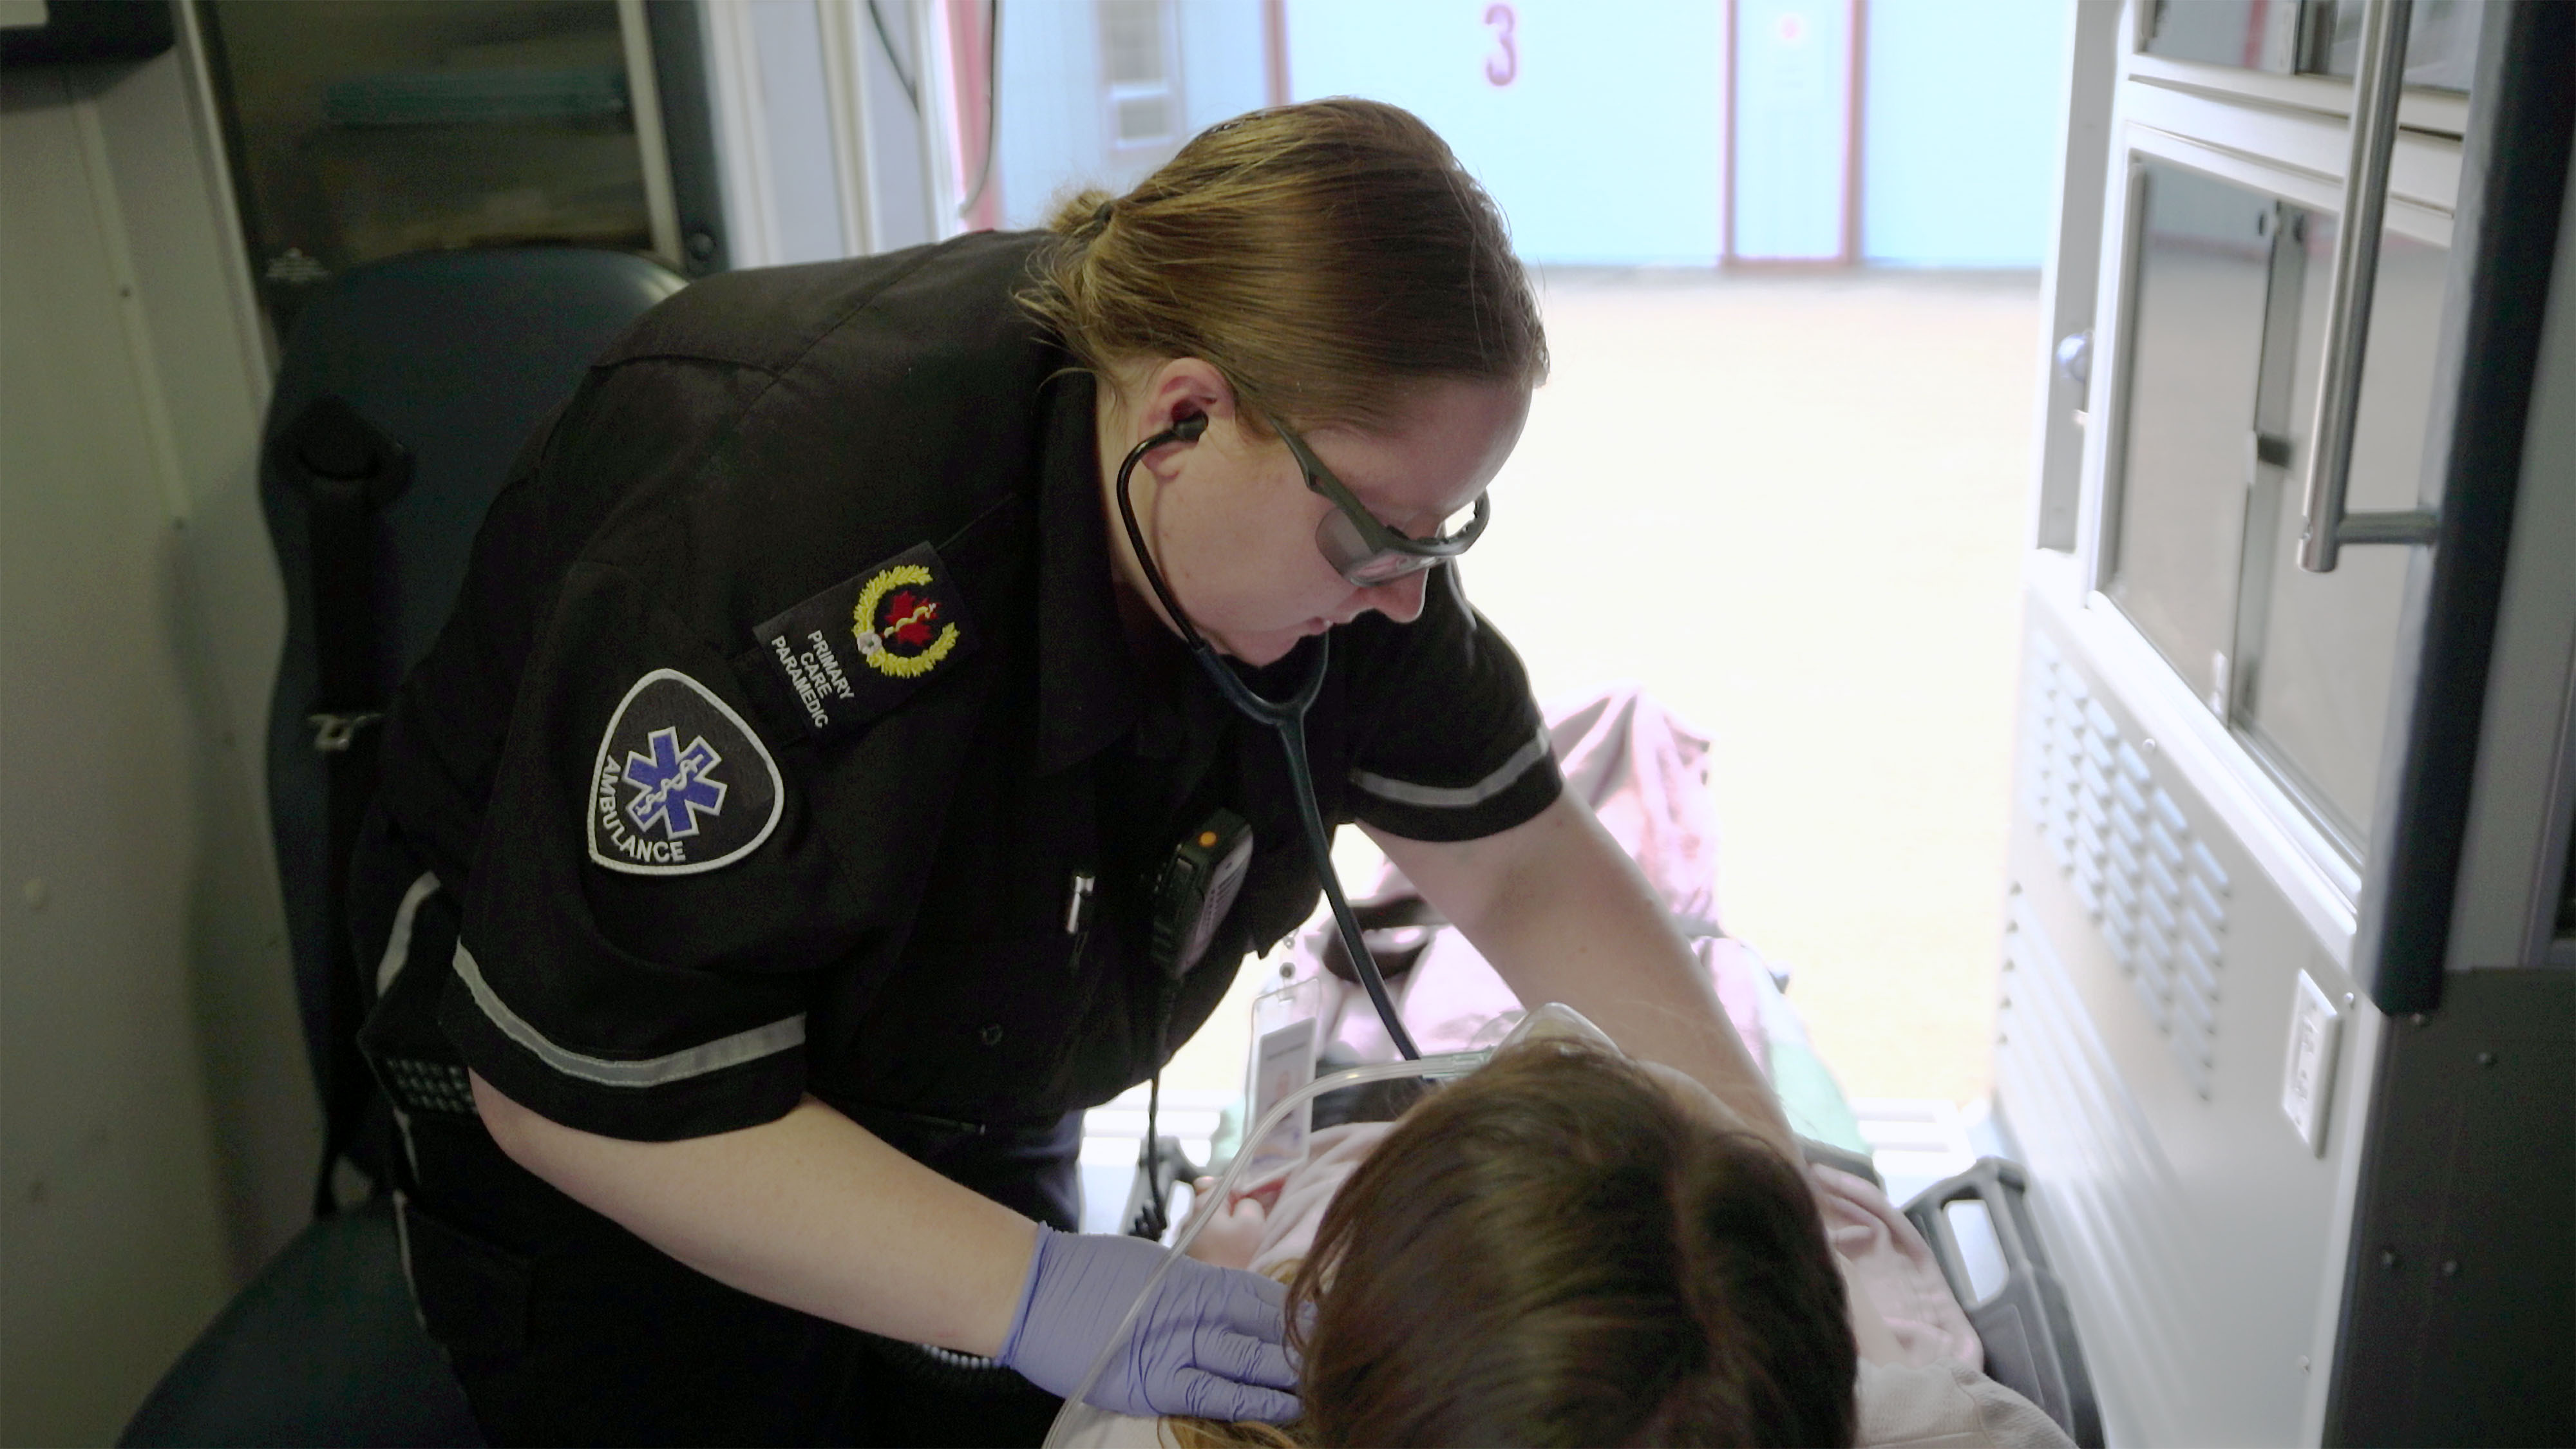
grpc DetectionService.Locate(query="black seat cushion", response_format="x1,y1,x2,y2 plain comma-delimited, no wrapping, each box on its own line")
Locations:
120,1198,482,1448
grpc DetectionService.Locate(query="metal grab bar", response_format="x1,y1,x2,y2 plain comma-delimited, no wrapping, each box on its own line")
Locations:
2299,0,2440,573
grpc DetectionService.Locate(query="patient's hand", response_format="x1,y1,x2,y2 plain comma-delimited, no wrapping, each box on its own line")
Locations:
1179,1177,1271,1269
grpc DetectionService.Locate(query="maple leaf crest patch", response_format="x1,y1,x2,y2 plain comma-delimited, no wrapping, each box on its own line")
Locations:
853,569,959,677
749,542,980,744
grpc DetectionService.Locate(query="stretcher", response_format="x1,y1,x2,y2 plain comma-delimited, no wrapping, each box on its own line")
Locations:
1088,685,2100,1446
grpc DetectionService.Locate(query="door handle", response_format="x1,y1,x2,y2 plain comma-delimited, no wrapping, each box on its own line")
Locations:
2055,329,2092,388
2298,0,2439,573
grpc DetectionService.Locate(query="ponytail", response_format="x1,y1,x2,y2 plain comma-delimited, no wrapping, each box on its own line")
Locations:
1019,99,1547,435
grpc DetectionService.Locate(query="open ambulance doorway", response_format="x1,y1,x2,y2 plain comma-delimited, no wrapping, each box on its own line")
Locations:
1018,8,2574,1437
930,0,2078,1203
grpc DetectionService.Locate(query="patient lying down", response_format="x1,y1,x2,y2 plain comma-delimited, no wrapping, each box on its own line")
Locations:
1064,1041,2072,1448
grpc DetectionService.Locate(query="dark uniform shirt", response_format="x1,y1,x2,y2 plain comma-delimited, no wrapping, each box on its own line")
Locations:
372,231,1560,1158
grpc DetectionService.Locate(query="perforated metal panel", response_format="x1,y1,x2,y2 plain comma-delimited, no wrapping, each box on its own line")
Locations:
1996,894,2203,1446
2004,612,2374,1447
2025,632,2232,1095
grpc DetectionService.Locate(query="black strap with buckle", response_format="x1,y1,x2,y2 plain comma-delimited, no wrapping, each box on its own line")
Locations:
274,394,412,1217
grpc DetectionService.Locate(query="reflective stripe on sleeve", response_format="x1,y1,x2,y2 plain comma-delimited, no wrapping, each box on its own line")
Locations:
1347,726,1553,811
451,943,806,1089
374,872,442,996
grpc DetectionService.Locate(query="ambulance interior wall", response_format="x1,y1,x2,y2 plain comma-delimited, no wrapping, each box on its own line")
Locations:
0,34,315,1448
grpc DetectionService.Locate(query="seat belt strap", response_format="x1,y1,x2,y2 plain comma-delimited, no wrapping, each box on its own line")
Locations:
275,395,412,1218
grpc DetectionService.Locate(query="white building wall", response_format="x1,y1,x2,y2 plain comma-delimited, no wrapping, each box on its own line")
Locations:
1862,0,2070,267
1283,0,2062,269
1288,0,1727,266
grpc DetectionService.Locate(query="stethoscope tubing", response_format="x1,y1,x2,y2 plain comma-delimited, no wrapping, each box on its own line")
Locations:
1115,422,1423,1061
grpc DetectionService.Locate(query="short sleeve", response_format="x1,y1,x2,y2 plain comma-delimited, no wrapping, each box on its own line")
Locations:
1339,565,1561,842
443,558,864,1141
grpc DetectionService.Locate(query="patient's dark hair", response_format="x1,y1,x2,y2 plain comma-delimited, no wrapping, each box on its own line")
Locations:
1184,1041,1856,1448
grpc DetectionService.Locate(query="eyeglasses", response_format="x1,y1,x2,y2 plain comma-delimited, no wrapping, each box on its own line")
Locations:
1276,424,1491,588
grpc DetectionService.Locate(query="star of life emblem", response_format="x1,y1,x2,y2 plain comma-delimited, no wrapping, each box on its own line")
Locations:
621,727,727,838
587,668,782,876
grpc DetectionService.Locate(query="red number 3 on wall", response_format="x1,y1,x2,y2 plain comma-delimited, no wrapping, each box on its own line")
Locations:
1485,3,1518,86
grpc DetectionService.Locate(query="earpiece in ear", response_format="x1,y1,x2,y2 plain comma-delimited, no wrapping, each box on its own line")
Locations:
1171,412,1209,443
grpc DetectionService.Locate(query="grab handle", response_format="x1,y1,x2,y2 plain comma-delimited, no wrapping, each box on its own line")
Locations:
1903,1158,2104,1448
2299,0,2439,573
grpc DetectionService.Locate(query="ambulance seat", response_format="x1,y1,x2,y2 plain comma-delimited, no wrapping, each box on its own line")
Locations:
121,248,685,1447
119,1198,477,1447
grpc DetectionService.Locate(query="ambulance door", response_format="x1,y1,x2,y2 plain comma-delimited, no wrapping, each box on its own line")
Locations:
2000,2,2573,1443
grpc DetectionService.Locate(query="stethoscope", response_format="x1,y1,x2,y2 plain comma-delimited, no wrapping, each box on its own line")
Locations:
1115,415,1423,1063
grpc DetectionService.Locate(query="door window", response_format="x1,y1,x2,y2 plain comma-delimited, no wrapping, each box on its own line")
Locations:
2107,160,2274,711
200,0,656,339
2139,0,2485,93
2106,158,2448,859
2141,0,2299,71
1099,0,1179,152
2235,220,2448,850
2301,0,2486,91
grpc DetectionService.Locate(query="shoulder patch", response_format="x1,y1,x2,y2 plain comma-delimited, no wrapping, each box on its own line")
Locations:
587,669,785,876
750,542,981,743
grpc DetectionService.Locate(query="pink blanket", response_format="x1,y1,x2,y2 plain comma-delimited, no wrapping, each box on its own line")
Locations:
1308,683,1766,1075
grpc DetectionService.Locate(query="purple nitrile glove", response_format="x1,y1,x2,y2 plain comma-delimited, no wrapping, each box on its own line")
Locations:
996,1224,1301,1423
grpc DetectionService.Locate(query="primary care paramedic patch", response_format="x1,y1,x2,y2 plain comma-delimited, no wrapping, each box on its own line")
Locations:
750,542,980,744
587,668,785,876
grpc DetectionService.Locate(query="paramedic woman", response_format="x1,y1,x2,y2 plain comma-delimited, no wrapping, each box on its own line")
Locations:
351,99,1797,1446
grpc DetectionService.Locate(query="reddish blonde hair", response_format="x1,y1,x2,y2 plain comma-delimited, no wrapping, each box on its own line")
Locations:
1018,98,1547,436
